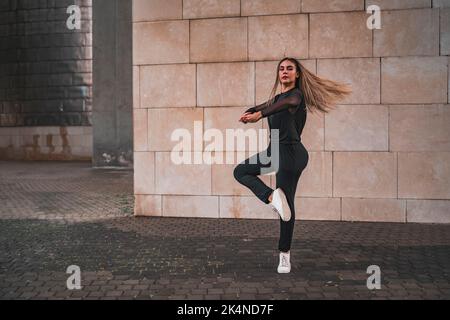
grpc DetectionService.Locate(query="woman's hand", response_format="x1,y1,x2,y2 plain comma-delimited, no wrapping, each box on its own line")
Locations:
239,111,262,124
239,112,251,123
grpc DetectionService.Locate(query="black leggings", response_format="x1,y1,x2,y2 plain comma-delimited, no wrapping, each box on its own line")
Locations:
233,142,309,252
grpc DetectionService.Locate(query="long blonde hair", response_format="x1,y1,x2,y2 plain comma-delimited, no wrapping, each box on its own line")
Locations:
267,57,352,114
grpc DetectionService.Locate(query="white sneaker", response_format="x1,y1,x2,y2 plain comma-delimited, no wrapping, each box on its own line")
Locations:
277,251,291,274
270,188,291,222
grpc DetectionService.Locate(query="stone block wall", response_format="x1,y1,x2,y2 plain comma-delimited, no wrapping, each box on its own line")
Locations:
0,0,92,160
132,0,450,223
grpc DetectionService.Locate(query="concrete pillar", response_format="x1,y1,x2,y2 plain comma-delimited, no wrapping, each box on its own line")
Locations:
92,0,132,167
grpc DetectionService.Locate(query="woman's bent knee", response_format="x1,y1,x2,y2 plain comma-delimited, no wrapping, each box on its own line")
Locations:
233,165,244,182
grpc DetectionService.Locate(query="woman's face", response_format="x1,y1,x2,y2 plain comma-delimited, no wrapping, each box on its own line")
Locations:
278,60,299,86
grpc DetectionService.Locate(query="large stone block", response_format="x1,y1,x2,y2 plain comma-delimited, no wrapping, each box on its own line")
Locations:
297,151,333,197
183,0,240,19
310,12,372,58
381,57,448,104
294,197,341,221
163,195,219,218
255,61,279,104
133,108,147,152
374,9,439,57
317,58,380,104
342,198,406,222
390,105,450,152
147,108,203,151
134,152,155,194
204,107,263,152
155,152,212,195
134,195,162,216
197,62,254,107
219,196,276,219
248,14,308,61
398,152,450,199
433,0,450,8
190,17,247,63
368,0,432,10
301,0,364,12
334,152,397,198
133,0,182,22
301,111,324,152
441,9,450,55
241,0,301,16
140,64,196,108
407,200,450,223
299,60,317,74
133,21,189,65
325,105,389,151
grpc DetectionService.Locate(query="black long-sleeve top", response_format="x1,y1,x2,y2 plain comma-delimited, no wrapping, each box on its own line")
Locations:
245,87,307,144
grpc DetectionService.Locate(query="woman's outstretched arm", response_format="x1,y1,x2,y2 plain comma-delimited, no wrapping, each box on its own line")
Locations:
260,89,302,118
244,100,271,114
244,89,302,117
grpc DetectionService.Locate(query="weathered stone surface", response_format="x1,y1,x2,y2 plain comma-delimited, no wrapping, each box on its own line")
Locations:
407,200,450,223
219,196,275,219
310,12,372,58
197,62,254,107
334,152,397,198
135,195,162,216
190,18,247,63
317,58,380,105
342,198,406,222
374,9,439,57
241,0,301,16
140,64,196,108
368,0,432,10
399,152,450,200
441,9,450,55
133,21,189,65
325,105,389,151
133,109,147,152
184,0,240,19
134,152,155,194
155,152,212,195
248,14,308,61
133,0,182,22
302,0,364,12
204,107,263,152
381,57,448,104
147,108,203,152
389,105,450,152
297,152,333,197
433,0,450,7
295,197,341,221
163,195,219,218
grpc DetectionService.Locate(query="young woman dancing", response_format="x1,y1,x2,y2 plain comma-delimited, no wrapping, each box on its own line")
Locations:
233,57,351,273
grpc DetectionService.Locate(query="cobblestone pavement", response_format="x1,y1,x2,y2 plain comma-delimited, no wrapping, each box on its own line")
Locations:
0,161,133,222
1,161,450,300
